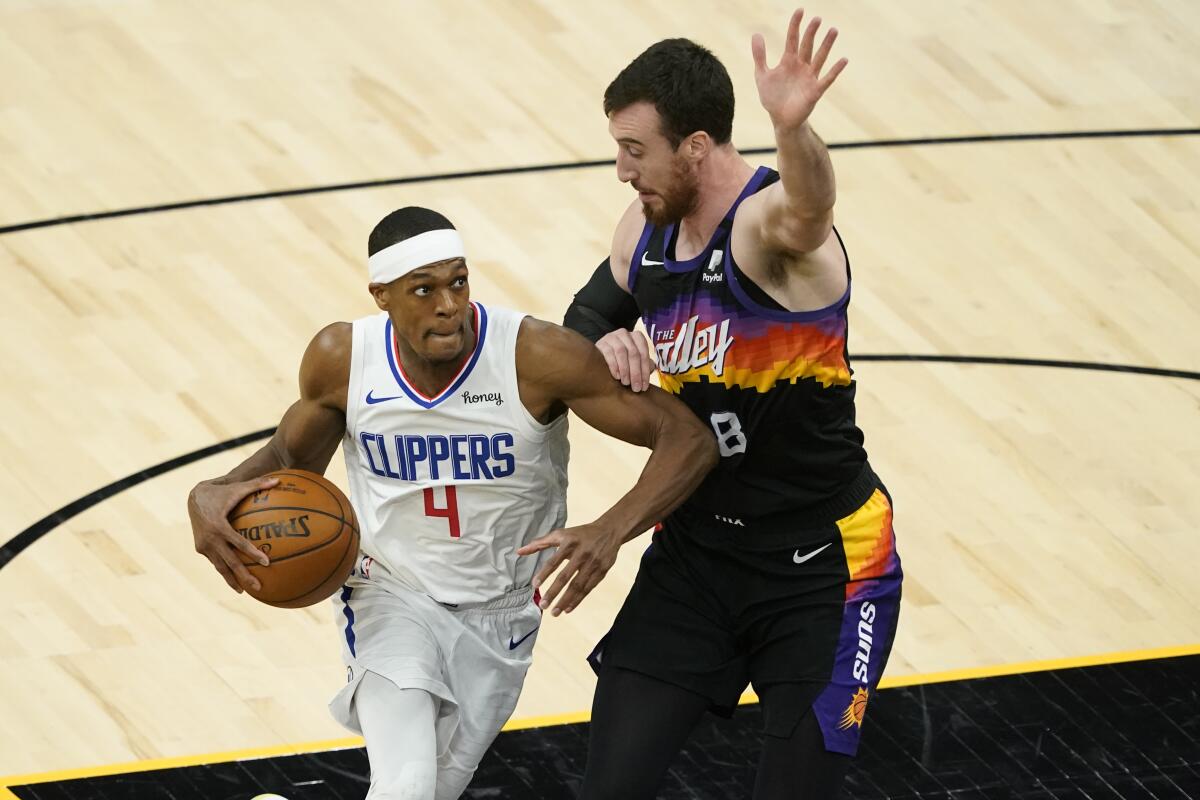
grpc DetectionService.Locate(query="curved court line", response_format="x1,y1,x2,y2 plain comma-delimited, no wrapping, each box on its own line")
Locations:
1,356,1196,570
1,127,1197,236
0,427,275,569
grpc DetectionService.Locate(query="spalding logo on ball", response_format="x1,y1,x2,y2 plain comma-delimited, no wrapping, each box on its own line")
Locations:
229,469,359,608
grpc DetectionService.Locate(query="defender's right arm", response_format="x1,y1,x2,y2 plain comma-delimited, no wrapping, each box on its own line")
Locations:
563,200,658,392
187,323,350,593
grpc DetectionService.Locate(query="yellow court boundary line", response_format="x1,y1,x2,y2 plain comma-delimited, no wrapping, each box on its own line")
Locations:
4,642,1198,791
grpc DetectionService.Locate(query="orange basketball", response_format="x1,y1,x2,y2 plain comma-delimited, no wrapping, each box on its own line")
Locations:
229,469,359,608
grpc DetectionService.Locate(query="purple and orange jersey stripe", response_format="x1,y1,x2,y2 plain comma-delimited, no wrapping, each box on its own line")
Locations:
836,489,902,601
648,296,851,394
810,490,903,756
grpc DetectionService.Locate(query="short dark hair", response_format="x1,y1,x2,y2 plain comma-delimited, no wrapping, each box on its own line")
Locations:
604,38,734,148
368,207,456,257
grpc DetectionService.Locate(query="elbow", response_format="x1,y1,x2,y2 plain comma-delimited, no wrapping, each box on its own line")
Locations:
695,426,720,473
656,415,719,477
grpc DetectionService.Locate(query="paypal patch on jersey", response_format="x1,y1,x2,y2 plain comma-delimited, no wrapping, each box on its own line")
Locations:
339,302,570,605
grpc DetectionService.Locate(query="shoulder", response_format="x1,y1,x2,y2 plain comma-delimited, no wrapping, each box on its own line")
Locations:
515,316,607,393
609,199,645,285
516,316,592,362
300,322,352,405
306,321,352,366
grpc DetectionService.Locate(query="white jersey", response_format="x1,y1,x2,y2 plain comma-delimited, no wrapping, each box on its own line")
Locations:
341,303,569,605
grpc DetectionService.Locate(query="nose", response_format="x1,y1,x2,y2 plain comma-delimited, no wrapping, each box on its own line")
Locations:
615,151,637,184
433,287,458,316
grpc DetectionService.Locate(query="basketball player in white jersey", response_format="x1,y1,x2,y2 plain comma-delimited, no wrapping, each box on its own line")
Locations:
187,206,718,800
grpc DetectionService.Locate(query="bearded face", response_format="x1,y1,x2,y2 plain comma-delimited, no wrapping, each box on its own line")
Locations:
639,154,701,226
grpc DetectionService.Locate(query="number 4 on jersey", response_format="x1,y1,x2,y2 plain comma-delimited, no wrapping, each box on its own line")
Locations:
423,486,461,537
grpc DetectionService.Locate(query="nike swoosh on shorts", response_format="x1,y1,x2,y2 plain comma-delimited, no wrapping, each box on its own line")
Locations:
793,542,832,564
508,627,539,650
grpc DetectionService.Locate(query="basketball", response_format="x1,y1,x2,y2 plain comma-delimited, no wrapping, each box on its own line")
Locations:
229,469,360,609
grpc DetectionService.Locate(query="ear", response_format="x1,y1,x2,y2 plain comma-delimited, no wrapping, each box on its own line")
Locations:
368,282,389,311
681,131,712,162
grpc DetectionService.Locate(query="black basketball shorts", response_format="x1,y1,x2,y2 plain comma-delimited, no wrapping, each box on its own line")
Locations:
589,483,902,756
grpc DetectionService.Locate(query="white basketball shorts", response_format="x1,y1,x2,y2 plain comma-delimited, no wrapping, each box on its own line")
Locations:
329,566,541,794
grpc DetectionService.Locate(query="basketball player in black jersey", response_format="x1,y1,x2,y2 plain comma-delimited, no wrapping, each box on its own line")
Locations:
533,9,904,799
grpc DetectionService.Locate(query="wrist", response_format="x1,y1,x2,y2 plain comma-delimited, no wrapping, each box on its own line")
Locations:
772,119,813,138
592,511,636,546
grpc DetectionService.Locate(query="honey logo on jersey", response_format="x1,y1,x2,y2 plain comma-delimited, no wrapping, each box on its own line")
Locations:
649,315,734,376
837,687,869,730
461,390,503,406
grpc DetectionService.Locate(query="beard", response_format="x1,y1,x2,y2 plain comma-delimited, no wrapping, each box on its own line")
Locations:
640,157,700,226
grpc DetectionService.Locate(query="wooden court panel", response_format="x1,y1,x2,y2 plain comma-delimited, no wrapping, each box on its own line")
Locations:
1,0,1198,787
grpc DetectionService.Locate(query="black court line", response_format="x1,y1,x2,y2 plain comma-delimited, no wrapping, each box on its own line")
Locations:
853,354,1200,381
2,355,1196,571
0,427,275,569
2,127,1197,236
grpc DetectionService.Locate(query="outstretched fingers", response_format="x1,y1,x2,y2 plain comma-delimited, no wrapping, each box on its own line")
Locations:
539,562,580,615
527,535,568,594
751,32,768,73
820,57,849,90
553,566,606,615
812,26,838,74
784,8,805,56
799,15,821,63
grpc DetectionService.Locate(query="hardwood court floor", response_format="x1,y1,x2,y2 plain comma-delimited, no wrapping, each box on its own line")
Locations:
1,0,1198,786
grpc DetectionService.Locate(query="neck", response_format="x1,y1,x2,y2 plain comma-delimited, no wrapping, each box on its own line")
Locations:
676,146,756,253
393,318,477,398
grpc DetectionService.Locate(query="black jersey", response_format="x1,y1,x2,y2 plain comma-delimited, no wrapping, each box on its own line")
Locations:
629,167,871,525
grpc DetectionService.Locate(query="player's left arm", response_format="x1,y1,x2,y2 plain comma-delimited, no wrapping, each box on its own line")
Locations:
515,318,718,616
735,10,848,285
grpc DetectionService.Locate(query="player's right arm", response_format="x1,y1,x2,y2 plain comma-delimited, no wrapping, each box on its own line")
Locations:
563,200,658,392
187,322,351,593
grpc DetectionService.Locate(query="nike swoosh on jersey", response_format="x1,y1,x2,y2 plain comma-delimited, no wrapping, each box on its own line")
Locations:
365,389,403,404
793,542,832,564
641,252,664,267
508,627,539,650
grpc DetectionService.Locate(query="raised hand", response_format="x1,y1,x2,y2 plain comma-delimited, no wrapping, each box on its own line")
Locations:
751,8,848,131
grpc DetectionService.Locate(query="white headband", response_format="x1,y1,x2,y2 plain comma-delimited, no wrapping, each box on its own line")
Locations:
368,229,465,284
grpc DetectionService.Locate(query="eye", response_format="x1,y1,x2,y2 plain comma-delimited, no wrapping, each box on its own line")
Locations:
629,149,642,158
452,277,468,288
414,286,431,297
